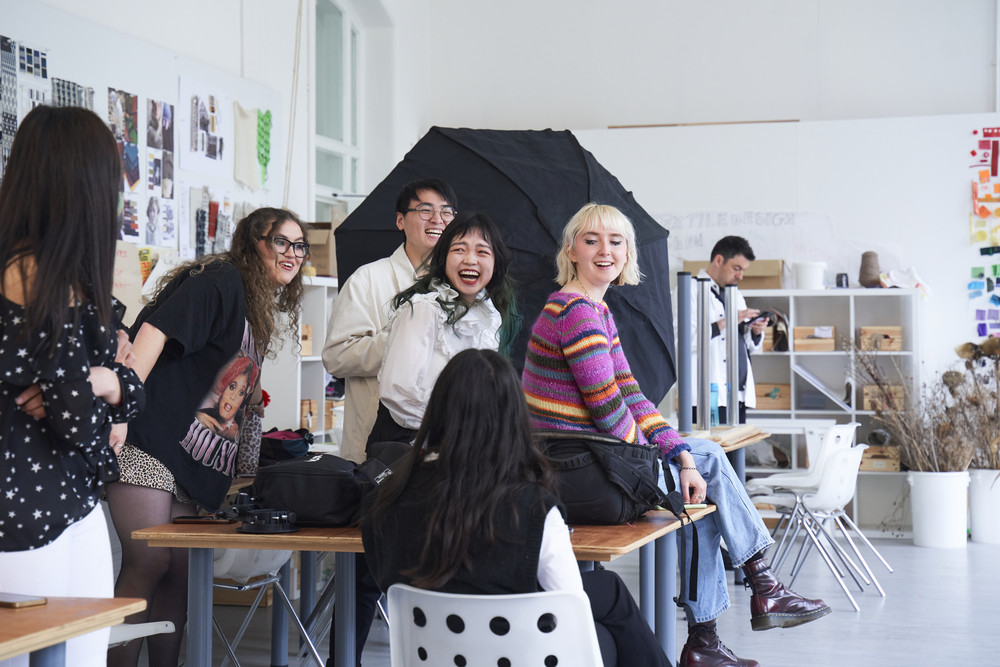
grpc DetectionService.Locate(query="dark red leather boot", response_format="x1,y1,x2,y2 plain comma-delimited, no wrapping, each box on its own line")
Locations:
744,557,832,631
679,624,760,667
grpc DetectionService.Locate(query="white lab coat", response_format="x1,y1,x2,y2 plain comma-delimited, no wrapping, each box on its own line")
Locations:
681,269,762,409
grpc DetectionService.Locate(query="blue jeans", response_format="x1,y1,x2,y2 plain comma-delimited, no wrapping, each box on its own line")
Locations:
659,438,773,624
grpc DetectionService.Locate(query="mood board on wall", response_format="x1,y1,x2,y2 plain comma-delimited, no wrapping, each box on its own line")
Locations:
0,0,285,263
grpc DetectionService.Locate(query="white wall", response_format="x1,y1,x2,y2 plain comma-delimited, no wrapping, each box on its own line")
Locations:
400,0,995,136
575,113,998,378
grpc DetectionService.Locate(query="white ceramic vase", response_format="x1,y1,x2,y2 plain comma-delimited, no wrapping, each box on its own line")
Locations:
906,470,969,548
969,469,1000,544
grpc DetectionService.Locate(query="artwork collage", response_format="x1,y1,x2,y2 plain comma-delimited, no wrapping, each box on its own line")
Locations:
968,126,1000,337
0,32,274,280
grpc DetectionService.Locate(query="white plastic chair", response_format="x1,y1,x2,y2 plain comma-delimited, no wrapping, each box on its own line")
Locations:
387,583,604,667
749,422,859,566
760,445,892,611
746,422,859,496
212,548,324,666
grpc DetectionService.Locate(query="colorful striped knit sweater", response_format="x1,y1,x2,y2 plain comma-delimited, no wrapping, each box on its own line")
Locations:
522,291,689,460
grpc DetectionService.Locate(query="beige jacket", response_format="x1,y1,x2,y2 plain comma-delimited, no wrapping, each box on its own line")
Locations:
322,244,416,462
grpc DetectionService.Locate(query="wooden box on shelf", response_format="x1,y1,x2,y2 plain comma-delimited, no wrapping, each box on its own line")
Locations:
300,324,314,357
761,327,774,352
793,325,835,351
859,325,903,351
859,445,901,472
862,385,905,411
683,259,784,289
755,383,791,410
300,399,317,430
324,401,338,430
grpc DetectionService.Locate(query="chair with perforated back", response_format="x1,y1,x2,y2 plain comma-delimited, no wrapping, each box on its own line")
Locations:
387,583,604,667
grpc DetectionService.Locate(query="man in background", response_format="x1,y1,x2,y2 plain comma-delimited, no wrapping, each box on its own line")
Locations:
688,235,769,425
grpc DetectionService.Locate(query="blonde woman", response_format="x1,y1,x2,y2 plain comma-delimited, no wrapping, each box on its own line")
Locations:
522,203,830,667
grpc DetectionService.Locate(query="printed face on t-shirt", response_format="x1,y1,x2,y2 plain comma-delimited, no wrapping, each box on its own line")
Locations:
219,372,249,422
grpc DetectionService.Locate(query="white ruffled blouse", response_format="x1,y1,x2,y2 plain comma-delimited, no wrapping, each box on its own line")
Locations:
378,281,502,429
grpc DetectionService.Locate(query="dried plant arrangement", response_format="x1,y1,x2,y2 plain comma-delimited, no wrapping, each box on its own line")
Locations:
853,347,976,473
953,338,1000,470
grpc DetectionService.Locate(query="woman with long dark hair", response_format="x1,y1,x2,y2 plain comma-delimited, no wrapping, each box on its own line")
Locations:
366,211,519,447
0,106,145,667
522,203,830,667
106,207,307,667
363,349,671,666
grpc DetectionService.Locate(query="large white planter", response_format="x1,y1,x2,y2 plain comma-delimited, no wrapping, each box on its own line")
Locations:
970,469,1000,544
906,471,970,548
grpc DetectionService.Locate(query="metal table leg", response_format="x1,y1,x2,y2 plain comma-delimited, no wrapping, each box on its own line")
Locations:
28,642,65,667
333,552,356,667
271,560,290,666
187,547,214,667
639,542,654,628
656,534,678,662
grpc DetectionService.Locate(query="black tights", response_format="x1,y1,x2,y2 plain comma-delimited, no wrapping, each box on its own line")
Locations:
106,482,195,667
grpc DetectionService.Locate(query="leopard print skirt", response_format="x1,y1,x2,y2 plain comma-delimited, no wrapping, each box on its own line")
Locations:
117,443,196,506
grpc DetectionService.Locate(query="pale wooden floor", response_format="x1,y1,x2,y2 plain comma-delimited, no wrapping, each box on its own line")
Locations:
199,535,1000,667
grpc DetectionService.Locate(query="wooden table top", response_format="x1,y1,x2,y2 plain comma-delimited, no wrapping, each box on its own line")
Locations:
132,505,717,563
570,506,716,561
0,596,145,660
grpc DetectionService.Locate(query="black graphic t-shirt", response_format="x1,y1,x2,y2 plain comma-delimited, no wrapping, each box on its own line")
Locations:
127,261,261,511
1,297,145,551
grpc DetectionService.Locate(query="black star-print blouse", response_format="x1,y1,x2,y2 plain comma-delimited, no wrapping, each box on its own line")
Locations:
0,297,145,551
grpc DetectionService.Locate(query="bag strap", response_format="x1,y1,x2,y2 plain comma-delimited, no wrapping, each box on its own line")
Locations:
582,441,667,509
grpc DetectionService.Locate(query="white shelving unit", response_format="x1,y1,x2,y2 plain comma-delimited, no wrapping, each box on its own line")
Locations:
261,275,343,451
742,287,922,530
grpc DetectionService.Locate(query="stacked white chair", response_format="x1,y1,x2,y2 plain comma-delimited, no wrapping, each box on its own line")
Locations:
747,422,859,566
752,441,893,612
387,583,604,667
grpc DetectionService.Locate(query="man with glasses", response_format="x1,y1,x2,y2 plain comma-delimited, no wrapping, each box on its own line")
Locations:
322,178,458,464
322,179,457,665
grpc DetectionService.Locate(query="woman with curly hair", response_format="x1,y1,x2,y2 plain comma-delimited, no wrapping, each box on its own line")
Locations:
106,207,307,667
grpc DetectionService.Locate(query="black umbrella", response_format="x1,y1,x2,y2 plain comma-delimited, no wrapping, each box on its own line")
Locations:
335,127,677,402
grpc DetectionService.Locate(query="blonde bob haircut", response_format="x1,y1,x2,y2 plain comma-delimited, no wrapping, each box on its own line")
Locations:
556,203,641,287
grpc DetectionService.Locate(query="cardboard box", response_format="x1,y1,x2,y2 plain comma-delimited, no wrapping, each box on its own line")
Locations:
755,383,791,410
793,325,836,351
682,259,784,289
862,385,905,411
860,445,901,472
300,399,317,430
860,326,903,351
300,324,314,357
324,401,338,430
306,205,347,278
761,328,774,352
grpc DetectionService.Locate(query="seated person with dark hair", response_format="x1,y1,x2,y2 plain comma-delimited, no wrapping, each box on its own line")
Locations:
362,349,671,667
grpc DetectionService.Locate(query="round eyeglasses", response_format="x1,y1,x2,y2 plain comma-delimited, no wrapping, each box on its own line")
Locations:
260,235,310,258
405,205,457,222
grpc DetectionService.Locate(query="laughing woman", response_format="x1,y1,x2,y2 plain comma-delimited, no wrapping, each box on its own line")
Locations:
106,208,307,667
366,211,519,447
522,203,830,667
